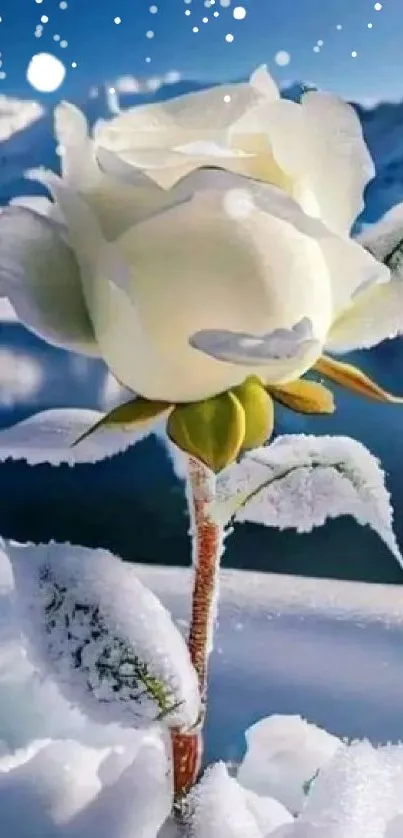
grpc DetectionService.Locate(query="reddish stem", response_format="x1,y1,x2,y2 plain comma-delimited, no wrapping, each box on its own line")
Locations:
171,457,224,799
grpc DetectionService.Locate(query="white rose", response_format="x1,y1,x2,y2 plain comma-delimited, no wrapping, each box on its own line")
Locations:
0,67,397,404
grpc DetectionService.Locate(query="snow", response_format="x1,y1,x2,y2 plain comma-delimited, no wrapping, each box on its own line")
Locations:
0,297,17,321
4,541,200,730
0,733,172,838
0,555,403,834
238,716,342,815
186,762,265,838
213,435,402,568
273,741,403,838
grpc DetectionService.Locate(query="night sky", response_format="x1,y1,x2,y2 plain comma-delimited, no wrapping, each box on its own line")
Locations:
0,0,401,105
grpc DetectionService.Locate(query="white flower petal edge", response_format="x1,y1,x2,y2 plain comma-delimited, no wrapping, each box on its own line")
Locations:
326,281,403,353
0,408,154,465
327,204,403,352
54,102,180,239
94,66,279,189
229,90,374,237
0,206,98,356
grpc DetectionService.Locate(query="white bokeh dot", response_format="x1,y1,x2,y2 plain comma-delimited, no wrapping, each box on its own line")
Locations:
225,33,234,42
368,21,373,28
185,9,191,14
53,34,60,41
71,61,77,68
114,16,122,24
26,52,66,92
149,4,158,12
274,50,291,66
223,94,231,102
233,6,246,19
146,29,155,38
351,50,358,58
193,25,199,32
203,16,208,22
60,40,68,48
374,2,382,9
41,15,49,23
336,23,342,30
59,1,68,8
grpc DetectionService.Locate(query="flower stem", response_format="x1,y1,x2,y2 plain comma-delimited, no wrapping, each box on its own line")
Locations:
172,456,225,799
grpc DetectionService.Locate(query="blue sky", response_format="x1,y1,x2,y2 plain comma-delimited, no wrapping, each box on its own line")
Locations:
0,0,402,104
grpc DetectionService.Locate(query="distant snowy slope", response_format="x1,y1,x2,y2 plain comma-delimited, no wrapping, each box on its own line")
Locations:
0,95,44,142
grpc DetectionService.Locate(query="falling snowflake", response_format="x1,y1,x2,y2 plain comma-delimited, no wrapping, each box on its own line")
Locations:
274,50,291,66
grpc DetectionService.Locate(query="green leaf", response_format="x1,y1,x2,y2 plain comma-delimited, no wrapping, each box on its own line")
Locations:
72,397,172,447
232,377,275,450
167,391,246,473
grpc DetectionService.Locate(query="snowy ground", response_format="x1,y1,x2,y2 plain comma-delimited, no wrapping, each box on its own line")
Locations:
1,555,403,835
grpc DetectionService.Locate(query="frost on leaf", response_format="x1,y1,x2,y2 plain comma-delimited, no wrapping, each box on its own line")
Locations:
212,435,403,567
0,408,155,466
359,202,403,279
4,541,200,730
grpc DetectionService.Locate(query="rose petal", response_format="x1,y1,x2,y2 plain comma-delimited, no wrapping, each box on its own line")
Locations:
232,93,374,236
109,186,332,400
326,281,403,353
0,206,98,356
95,79,270,188
55,103,177,239
189,318,320,367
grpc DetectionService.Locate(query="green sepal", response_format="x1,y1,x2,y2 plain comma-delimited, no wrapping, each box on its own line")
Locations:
232,376,275,451
73,397,172,447
268,379,335,414
167,391,246,473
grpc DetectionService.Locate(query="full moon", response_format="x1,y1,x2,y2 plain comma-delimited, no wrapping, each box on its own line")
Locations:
26,53,66,92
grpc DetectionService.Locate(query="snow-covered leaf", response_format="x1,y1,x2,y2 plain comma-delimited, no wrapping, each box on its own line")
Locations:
359,202,403,279
0,408,154,465
212,435,403,567
3,541,200,729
